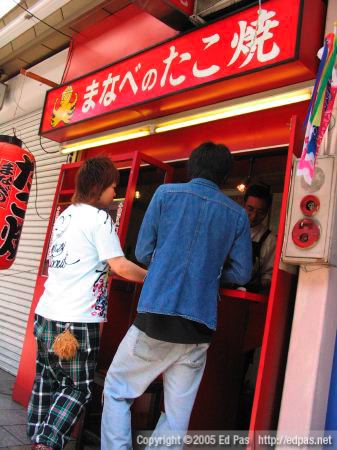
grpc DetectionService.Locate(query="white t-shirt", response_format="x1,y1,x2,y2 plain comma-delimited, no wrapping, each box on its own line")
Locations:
35,203,124,322
250,221,276,288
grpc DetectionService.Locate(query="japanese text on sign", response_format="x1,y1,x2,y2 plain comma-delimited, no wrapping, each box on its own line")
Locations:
41,0,300,133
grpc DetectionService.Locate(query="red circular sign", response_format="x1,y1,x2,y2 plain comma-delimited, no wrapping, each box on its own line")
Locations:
300,195,320,217
292,218,320,248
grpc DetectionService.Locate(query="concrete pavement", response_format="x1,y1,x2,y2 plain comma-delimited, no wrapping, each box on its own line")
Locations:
0,368,31,449
0,368,98,450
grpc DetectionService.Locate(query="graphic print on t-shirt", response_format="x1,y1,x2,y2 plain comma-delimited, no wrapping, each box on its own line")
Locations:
91,263,109,318
54,213,72,239
35,204,124,323
48,212,80,269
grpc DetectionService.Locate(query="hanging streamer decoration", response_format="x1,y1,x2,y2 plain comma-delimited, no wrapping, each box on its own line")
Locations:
297,33,337,184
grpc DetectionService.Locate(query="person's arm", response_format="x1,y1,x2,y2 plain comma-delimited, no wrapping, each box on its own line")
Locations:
221,212,253,285
135,188,162,266
108,256,147,283
93,210,146,282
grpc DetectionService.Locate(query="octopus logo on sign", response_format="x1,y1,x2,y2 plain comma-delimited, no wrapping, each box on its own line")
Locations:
51,85,78,127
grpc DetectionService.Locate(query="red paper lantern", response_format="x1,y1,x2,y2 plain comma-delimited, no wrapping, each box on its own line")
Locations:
0,135,35,270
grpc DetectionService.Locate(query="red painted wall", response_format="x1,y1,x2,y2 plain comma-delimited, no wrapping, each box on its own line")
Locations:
63,4,178,82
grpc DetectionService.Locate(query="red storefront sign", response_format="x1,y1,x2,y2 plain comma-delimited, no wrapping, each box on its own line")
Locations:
40,0,323,143
168,0,194,15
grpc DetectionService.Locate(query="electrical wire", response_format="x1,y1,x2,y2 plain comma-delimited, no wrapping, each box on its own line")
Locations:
10,93,27,115
20,139,50,221
39,135,59,154
13,73,26,119
8,69,59,218
61,35,74,83
32,159,49,221
12,0,73,39
14,71,58,156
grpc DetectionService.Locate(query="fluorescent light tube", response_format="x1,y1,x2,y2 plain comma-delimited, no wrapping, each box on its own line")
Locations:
61,129,151,154
155,89,311,133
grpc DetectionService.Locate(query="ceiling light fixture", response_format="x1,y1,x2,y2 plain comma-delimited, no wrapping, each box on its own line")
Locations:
61,129,151,154
237,156,255,192
154,88,311,133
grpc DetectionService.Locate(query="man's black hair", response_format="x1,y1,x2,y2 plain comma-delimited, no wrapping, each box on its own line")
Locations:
244,184,272,210
187,141,233,187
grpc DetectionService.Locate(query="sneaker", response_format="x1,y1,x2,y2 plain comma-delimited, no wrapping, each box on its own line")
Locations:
31,444,52,450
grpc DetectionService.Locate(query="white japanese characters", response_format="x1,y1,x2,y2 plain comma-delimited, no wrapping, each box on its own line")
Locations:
229,9,280,68
81,7,281,115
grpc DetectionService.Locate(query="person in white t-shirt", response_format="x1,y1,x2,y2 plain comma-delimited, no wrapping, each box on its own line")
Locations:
27,156,147,450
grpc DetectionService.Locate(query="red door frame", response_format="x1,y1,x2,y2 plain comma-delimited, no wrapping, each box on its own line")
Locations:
249,115,304,444
118,152,173,247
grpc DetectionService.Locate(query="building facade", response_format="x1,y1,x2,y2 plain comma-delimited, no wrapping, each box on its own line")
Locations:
0,0,336,445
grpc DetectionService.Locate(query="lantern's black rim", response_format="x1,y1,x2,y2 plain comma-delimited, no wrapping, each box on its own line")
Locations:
0,135,22,147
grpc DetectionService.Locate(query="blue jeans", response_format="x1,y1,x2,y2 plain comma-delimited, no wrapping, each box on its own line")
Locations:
101,325,209,450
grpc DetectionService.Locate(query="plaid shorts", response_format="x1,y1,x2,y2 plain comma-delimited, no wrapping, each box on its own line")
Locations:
27,314,100,450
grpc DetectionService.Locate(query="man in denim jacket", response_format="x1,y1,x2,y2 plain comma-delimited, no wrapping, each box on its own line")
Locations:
101,142,252,450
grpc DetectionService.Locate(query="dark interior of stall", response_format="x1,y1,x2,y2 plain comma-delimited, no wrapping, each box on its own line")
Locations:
77,147,293,446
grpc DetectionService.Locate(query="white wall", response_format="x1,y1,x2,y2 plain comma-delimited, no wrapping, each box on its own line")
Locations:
0,49,68,123
325,0,337,36
277,268,337,446
0,49,69,374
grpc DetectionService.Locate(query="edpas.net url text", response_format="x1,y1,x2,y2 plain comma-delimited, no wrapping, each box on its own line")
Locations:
258,434,333,447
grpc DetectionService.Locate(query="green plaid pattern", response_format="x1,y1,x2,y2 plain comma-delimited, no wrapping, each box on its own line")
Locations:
27,314,100,450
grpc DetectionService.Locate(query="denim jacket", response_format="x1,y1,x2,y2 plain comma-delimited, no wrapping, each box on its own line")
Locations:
135,178,252,330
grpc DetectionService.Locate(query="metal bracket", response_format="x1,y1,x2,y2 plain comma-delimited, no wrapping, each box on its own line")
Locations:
20,69,58,88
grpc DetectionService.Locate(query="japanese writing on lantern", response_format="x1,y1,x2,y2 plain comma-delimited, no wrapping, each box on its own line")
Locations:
81,8,281,114
0,160,14,206
0,155,34,261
